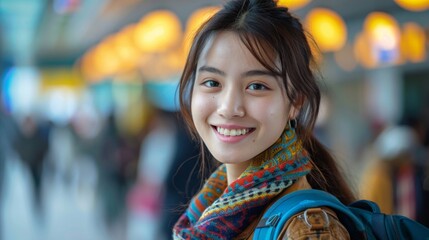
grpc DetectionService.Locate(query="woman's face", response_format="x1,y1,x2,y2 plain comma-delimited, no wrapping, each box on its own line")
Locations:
191,31,295,165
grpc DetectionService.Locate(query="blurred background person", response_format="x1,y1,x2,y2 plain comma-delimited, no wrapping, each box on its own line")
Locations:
0,96,17,240
47,118,76,187
359,116,429,227
126,108,177,240
97,113,142,239
12,114,51,219
159,113,204,239
126,82,203,240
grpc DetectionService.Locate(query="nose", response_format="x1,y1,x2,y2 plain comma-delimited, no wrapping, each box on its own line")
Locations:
217,88,245,119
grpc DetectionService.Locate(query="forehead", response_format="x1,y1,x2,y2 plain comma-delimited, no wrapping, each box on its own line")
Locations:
197,31,279,70
198,32,252,65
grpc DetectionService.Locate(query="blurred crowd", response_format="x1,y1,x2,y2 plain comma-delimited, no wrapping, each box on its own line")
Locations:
0,88,206,240
358,114,429,227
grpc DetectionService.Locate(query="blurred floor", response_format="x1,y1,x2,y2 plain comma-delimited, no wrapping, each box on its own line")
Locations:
1,154,109,240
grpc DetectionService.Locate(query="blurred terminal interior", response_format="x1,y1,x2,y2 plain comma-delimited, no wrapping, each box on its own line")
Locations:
1,0,429,240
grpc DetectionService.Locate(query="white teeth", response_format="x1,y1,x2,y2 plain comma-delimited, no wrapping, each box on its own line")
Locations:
224,129,230,135
216,127,250,136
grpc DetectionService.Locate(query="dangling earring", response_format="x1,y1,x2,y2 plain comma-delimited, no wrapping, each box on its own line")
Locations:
287,119,297,130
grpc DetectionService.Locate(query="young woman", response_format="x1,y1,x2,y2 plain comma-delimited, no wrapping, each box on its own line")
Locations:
173,0,355,239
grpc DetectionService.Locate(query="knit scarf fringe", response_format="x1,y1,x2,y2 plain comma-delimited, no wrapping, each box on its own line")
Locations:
173,128,312,239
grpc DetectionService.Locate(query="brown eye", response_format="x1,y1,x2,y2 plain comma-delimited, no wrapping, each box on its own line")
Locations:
202,80,220,88
247,83,269,90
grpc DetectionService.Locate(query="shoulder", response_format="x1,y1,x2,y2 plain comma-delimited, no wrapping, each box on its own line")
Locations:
249,177,351,240
278,207,350,240
276,179,351,239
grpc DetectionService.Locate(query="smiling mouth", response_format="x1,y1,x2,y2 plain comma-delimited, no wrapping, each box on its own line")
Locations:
213,126,255,137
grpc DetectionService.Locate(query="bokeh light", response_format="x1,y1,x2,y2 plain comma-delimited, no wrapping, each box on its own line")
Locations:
277,0,312,10
394,0,429,12
400,22,426,63
354,31,377,69
112,25,141,73
184,6,220,56
133,10,182,53
363,12,401,65
305,8,347,52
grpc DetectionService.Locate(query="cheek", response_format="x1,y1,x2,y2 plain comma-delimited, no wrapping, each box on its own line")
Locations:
191,92,213,121
256,95,289,114
261,99,290,125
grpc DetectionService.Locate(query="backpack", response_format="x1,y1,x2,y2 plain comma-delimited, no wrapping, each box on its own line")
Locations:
253,189,429,240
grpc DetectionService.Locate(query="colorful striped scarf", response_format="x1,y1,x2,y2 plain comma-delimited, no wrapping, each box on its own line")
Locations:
173,128,312,239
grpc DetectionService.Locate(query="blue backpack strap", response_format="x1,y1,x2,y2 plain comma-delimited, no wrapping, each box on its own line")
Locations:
349,200,429,239
253,189,366,240
349,200,388,239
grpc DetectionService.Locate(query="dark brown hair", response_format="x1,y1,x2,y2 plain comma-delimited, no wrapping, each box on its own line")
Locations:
178,0,355,204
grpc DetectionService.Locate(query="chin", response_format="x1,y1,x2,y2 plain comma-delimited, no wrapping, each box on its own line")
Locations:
213,154,250,165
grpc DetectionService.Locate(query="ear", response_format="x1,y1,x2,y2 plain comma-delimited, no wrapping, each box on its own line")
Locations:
288,95,304,119
288,105,300,119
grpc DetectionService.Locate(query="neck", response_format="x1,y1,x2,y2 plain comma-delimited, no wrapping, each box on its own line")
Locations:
225,162,250,185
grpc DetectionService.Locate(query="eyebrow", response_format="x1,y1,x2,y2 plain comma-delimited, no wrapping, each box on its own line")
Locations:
198,66,225,76
198,65,277,78
244,70,277,78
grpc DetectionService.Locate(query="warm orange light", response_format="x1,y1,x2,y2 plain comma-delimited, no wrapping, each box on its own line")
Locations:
165,49,185,73
364,12,400,51
80,53,104,82
92,41,121,78
184,6,220,56
138,50,183,80
394,0,429,11
113,25,141,72
305,8,347,52
186,6,220,36
133,10,182,53
354,32,377,69
306,34,323,64
363,12,401,65
277,0,312,10
401,22,426,63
